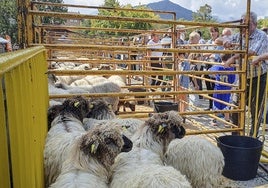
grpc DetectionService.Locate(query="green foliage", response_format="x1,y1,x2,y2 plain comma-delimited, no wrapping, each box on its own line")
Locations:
90,0,158,37
258,18,268,29
36,0,68,25
192,4,217,22
0,0,17,43
191,4,219,40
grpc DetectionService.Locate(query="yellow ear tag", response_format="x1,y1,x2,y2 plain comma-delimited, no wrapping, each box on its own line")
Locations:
89,104,94,109
91,144,96,154
74,101,80,107
158,125,164,133
108,104,112,109
122,126,127,131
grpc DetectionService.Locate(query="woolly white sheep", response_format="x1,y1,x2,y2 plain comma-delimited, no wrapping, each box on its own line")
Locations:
44,96,90,187
55,81,120,112
83,117,144,139
110,111,191,188
164,135,225,188
49,124,133,188
70,75,108,87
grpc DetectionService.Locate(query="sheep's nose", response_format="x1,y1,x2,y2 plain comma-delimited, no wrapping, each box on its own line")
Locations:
121,135,133,152
172,126,186,139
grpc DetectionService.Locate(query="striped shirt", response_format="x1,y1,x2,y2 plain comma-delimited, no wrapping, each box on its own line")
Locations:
231,29,268,78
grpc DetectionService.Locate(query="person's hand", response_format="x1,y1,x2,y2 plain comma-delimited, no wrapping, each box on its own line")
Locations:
224,54,239,68
251,56,261,66
224,56,235,68
223,40,235,49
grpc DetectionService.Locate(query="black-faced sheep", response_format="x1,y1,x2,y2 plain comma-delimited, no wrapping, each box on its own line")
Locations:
164,135,225,188
49,124,133,188
83,117,144,139
110,111,191,188
44,96,90,187
86,98,116,120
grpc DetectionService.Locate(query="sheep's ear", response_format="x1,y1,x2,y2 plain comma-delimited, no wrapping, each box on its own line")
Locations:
90,141,100,154
89,104,94,109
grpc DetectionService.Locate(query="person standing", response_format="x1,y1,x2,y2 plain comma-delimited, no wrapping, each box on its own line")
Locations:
208,54,236,126
223,12,268,136
147,32,163,87
0,35,8,53
177,53,190,112
5,34,12,52
175,25,186,46
187,31,202,109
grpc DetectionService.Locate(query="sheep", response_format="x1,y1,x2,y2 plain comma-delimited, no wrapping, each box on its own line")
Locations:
44,96,90,187
70,75,108,87
116,88,137,114
111,163,191,188
164,135,225,188
55,81,120,112
116,95,137,114
83,117,144,139
107,74,126,88
49,124,133,188
110,111,191,188
53,63,90,85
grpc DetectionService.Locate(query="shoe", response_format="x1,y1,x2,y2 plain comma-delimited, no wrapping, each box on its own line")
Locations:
210,119,217,126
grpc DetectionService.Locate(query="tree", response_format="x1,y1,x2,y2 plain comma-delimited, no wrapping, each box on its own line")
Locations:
192,4,218,40
258,18,268,29
0,0,17,43
90,0,158,37
193,4,216,22
36,0,68,25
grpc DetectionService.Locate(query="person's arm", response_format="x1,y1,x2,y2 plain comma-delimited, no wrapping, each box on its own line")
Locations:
251,53,268,66
223,54,240,67
0,37,8,44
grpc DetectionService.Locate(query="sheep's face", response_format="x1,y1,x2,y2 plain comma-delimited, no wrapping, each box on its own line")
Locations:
145,110,186,143
80,126,133,168
86,98,115,119
62,96,90,122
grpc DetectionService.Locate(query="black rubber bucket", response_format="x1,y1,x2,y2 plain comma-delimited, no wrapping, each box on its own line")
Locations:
154,101,178,113
216,135,264,181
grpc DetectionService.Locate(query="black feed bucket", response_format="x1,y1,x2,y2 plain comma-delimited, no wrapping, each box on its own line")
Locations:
154,101,178,113
216,135,264,181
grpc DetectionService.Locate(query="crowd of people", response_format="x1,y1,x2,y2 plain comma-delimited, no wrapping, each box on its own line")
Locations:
146,11,268,135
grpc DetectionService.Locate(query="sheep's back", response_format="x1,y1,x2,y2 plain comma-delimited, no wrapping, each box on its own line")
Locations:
49,170,108,188
110,164,191,188
164,136,224,188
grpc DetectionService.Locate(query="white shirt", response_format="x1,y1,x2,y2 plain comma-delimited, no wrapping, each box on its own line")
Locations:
147,39,163,57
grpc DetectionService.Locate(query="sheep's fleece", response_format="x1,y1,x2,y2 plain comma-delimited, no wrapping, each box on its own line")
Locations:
164,136,225,188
